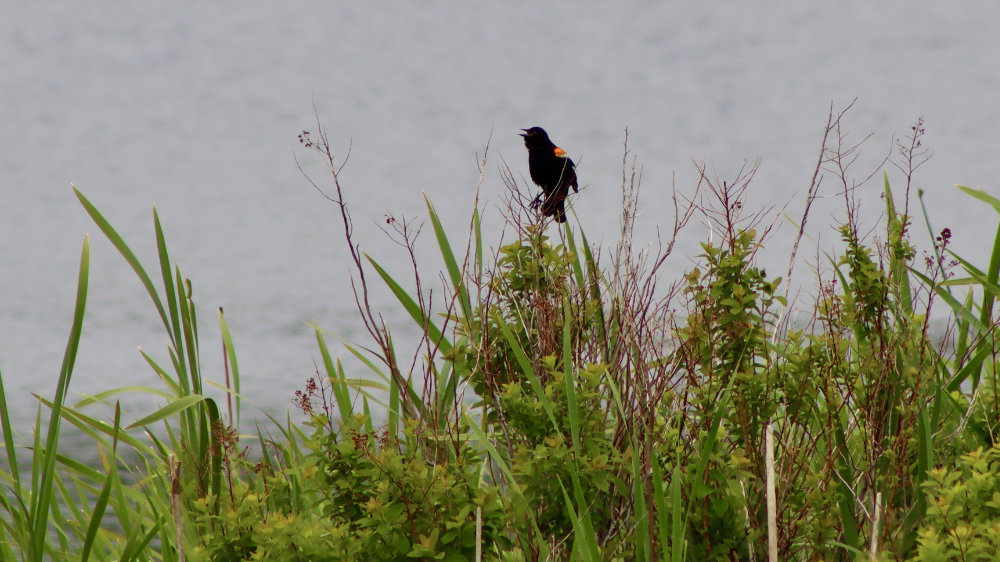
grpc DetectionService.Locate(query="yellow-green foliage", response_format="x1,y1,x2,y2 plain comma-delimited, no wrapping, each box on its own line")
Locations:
911,446,1000,561
188,412,507,561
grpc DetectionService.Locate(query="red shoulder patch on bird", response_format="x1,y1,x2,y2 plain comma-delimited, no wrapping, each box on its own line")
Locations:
553,147,568,157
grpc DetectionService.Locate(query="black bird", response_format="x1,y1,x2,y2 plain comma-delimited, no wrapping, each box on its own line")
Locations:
520,126,579,223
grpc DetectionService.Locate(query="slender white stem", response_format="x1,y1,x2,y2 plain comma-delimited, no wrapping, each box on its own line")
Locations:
476,506,483,562
870,491,882,560
766,424,777,562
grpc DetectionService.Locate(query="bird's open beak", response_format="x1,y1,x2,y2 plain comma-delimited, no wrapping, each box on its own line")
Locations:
519,128,530,137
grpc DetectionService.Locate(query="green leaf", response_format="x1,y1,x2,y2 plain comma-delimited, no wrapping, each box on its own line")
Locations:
366,254,452,355
497,321,559,430
80,403,121,561
563,303,581,455
125,394,211,429
218,307,241,425
74,188,171,337
29,235,89,559
426,194,473,328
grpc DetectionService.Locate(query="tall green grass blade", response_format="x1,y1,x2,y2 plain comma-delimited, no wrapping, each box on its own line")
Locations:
954,282,977,367
578,229,609,362
465,415,550,555
145,424,170,459
0,372,20,489
956,184,1000,213
917,190,953,291
945,345,992,393
497,320,559,429
30,405,43,507
474,206,483,288
255,425,278,474
35,398,156,457
218,308,241,425
464,416,525,500
834,421,859,551
361,396,373,434
72,386,174,409
434,360,460,421
957,186,1000,387
74,188,170,335
0,373,30,553
29,235,89,559
691,368,738,487
562,304,581,454
565,222,585,288
204,397,223,498
388,358,400,437
945,250,999,296
426,194,473,326
155,209,183,355
176,267,201,395
315,328,355,423
558,478,602,561
50,454,111,491
122,522,162,562
669,464,686,562
341,340,390,384
139,348,182,396
911,270,979,328
125,394,213,429
650,454,671,560
48,476,71,553
366,254,453,355
883,174,913,311
0,534,15,562
903,405,934,540
80,403,121,561
632,444,650,561
343,341,416,413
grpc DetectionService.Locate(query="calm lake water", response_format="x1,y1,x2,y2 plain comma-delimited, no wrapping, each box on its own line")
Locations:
3,1,999,435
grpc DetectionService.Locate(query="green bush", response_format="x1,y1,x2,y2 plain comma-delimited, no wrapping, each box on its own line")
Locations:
186,382,507,561
5,112,1000,560
912,445,1000,561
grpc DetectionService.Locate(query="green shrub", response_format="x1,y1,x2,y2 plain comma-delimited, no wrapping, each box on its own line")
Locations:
6,112,1000,560
911,445,1000,561
188,382,507,561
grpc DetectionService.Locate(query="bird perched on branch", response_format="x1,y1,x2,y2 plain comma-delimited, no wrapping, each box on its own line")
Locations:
520,126,579,223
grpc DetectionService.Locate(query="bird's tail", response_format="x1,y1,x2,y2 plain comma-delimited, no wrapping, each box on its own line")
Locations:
541,196,567,223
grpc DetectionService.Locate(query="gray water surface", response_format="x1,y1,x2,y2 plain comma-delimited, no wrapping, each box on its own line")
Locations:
3,1,999,432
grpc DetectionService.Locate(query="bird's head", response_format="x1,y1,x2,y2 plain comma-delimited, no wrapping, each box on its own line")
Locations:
520,126,552,149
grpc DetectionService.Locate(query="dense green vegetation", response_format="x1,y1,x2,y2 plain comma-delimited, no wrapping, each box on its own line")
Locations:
3,113,1000,560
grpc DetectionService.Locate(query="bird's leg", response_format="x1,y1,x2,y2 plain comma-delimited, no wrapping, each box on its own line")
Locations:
531,193,543,209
